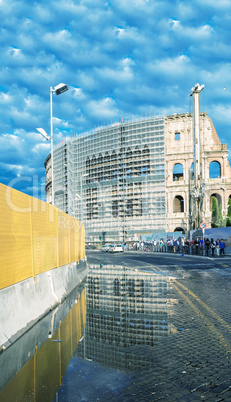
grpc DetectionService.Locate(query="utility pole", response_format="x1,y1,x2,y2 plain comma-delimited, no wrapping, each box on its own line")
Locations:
190,83,204,229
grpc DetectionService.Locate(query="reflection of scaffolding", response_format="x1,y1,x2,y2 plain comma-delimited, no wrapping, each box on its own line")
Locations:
76,265,171,371
53,116,166,242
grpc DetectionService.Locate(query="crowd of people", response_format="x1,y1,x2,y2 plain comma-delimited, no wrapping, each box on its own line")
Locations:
138,237,226,256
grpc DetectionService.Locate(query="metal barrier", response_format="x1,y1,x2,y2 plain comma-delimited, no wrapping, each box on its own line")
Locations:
0,184,85,290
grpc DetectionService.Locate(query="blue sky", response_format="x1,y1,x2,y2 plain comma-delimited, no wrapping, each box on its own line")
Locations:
1,0,231,200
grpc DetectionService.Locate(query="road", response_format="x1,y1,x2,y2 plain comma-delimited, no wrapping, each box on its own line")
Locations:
86,249,231,271
85,250,231,401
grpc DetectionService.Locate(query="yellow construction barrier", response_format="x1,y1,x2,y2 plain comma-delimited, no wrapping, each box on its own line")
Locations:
0,183,85,290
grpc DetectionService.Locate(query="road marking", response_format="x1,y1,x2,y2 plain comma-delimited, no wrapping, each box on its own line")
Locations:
174,279,231,331
173,282,231,355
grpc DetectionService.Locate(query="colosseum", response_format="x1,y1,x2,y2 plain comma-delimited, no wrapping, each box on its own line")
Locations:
44,112,231,243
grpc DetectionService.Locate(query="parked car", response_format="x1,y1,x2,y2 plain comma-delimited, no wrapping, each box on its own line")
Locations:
101,244,109,252
108,244,124,253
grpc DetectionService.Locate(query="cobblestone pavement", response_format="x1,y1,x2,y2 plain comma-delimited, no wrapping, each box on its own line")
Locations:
119,265,231,401
58,252,231,401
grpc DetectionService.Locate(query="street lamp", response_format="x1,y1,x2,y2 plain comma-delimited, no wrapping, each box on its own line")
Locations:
80,174,89,222
220,187,227,226
36,83,68,205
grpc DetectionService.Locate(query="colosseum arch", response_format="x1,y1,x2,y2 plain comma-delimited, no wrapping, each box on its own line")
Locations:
173,163,183,181
173,195,184,213
210,193,222,209
209,161,221,179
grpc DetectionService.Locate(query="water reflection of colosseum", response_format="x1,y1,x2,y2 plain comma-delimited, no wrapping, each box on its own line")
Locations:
76,265,174,370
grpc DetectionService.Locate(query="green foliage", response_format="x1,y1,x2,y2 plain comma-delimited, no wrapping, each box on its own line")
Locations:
211,196,224,228
217,204,224,227
226,198,231,226
211,196,218,228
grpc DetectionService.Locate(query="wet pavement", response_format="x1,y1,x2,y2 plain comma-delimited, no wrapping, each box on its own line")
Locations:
1,251,231,401
69,252,231,401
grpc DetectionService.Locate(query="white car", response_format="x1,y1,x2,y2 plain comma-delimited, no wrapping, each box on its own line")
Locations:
108,244,124,253
101,244,109,252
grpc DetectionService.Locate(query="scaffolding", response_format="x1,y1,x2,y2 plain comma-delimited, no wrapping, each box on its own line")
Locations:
53,115,166,242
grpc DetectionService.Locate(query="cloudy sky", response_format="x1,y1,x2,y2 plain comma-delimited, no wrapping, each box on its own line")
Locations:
1,0,231,200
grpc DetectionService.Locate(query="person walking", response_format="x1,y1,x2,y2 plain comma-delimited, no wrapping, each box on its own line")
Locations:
185,238,190,254
194,238,200,255
219,239,226,256
205,238,210,257
173,239,177,253
210,238,215,257
215,239,220,256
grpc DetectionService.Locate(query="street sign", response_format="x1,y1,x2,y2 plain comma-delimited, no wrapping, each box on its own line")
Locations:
200,222,207,229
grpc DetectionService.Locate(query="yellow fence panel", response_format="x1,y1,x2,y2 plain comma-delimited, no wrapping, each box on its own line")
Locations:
57,210,70,267
31,201,58,275
0,184,33,289
0,184,85,290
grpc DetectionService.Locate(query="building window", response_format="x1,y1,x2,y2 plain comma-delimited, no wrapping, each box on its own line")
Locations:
173,163,183,181
173,195,184,213
175,132,180,141
209,161,221,179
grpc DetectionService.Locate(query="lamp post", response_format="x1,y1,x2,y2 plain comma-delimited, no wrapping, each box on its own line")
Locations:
80,174,89,223
190,83,204,228
37,83,68,205
220,187,227,226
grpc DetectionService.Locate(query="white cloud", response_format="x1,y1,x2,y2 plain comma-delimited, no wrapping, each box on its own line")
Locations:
87,97,119,120
8,47,22,56
168,19,181,29
199,0,231,8
32,142,50,154
147,54,191,77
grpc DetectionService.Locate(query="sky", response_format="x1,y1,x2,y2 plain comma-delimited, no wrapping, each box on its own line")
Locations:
1,0,231,200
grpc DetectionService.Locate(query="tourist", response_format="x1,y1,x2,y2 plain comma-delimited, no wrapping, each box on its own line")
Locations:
194,238,200,255
185,238,190,254
210,238,216,257
205,238,210,256
215,239,220,256
219,239,226,256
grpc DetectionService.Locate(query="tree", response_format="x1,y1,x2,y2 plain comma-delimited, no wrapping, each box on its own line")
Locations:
217,204,224,227
211,196,224,228
211,196,218,228
226,197,231,226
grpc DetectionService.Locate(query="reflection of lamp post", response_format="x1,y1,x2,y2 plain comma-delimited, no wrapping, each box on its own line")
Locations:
37,83,68,205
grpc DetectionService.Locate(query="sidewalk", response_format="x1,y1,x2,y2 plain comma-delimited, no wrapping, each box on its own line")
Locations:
127,249,231,259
